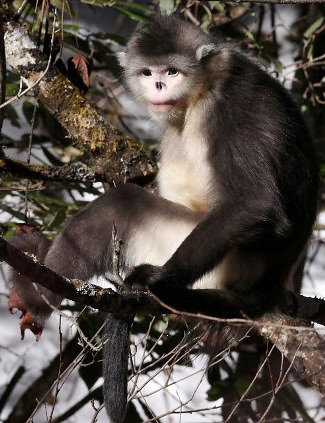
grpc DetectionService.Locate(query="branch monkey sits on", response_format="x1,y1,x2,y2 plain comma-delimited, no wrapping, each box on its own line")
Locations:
7,14,318,423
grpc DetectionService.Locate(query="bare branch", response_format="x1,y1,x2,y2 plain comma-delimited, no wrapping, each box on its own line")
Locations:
0,236,158,315
5,334,82,423
1,235,325,396
1,234,325,325
259,313,325,395
0,150,156,185
51,387,102,423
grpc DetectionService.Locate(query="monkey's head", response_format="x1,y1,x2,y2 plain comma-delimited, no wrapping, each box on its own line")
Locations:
117,15,229,120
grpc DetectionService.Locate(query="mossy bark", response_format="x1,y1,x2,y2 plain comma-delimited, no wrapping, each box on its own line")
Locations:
3,21,157,185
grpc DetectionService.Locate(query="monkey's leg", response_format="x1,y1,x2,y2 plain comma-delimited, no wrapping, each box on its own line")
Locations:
43,183,202,423
44,183,201,280
7,233,58,339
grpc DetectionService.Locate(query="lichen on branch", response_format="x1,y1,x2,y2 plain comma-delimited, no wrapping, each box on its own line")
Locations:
3,20,157,185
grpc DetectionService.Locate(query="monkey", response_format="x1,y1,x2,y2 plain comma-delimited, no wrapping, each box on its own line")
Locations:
5,14,318,423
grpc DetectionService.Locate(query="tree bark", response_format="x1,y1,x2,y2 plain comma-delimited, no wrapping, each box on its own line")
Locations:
2,20,157,186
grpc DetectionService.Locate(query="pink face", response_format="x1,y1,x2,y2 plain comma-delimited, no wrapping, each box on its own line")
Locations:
138,66,184,113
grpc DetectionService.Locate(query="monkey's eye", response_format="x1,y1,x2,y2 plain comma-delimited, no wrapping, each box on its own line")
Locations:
142,69,152,77
167,68,178,76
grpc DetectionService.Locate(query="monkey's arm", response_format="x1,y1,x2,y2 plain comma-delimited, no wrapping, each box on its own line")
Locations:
125,197,288,291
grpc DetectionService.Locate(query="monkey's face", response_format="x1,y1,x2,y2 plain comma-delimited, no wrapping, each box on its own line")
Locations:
117,52,198,119
125,62,196,120
137,65,186,113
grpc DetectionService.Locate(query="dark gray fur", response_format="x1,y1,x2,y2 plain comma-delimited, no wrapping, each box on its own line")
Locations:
7,233,57,329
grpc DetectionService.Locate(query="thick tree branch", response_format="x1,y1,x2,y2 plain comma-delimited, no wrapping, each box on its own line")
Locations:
0,151,155,185
259,313,325,395
1,236,325,396
2,20,157,185
2,235,325,324
0,236,158,315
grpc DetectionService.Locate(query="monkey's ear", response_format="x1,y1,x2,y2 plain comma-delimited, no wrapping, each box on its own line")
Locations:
196,44,217,61
116,51,127,68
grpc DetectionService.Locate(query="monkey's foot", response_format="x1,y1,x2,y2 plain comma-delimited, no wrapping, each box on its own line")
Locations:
20,312,43,341
8,290,44,340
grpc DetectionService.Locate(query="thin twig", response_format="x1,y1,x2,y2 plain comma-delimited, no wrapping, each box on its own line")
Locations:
225,344,277,422
0,11,6,135
24,101,38,223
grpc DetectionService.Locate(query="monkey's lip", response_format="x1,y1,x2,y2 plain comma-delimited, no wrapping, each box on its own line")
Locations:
150,102,175,112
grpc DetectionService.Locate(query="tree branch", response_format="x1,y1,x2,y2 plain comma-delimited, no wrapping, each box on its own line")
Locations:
2,19,157,185
0,236,158,315
1,235,325,396
4,334,82,423
0,150,155,185
259,313,325,395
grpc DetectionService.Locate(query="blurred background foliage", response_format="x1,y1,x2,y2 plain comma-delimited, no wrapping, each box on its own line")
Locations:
0,1,324,422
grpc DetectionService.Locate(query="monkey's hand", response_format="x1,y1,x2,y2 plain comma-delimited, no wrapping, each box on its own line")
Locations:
124,264,172,290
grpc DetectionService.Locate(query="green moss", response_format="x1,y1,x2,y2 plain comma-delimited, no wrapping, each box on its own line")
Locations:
0,0,13,20
40,73,108,151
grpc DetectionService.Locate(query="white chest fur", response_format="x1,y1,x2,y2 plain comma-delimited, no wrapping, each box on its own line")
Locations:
157,106,216,213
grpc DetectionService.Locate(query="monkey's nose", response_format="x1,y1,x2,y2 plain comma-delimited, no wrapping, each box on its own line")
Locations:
155,81,163,90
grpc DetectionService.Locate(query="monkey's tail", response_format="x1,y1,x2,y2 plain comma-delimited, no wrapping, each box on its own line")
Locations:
103,314,133,423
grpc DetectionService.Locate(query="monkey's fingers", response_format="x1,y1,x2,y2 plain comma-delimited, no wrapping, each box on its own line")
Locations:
20,311,44,341
8,290,45,340
124,264,165,289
